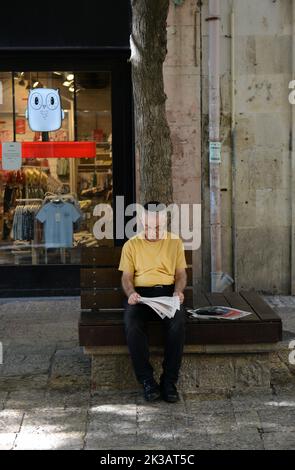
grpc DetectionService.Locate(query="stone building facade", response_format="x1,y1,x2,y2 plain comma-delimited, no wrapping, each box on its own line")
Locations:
135,0,294,294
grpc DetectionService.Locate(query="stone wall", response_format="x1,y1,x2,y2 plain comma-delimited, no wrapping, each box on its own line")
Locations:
86,345,282,394
201,0,293,293
135,0,294,294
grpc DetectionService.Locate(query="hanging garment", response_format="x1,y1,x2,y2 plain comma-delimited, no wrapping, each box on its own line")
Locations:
12,203,42,242
36,200,81,248
56,159,70,177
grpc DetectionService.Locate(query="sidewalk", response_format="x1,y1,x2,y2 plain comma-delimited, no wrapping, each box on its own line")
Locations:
0,296,295,450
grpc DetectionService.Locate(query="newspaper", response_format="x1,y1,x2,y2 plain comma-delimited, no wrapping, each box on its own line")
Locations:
186,305,252,320
139,295,180,319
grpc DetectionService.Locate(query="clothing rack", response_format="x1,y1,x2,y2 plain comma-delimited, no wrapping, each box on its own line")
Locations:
15,198,67,265
14,198,43,265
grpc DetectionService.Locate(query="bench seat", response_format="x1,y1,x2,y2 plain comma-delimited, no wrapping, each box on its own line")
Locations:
79,247,282,347
79,290,282,347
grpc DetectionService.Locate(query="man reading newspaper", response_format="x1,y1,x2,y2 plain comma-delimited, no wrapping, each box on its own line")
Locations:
118,201,187,403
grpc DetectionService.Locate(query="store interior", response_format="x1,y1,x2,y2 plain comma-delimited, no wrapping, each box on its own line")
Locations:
0,71,113,265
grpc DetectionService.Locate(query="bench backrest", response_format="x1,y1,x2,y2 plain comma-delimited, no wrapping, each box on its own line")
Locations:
80,246,193,310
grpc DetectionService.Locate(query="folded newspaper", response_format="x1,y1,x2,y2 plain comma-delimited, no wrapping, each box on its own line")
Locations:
186,306,252,320
139,295,180,319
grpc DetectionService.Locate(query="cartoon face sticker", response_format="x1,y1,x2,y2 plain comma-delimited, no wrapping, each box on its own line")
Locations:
26,88,65,132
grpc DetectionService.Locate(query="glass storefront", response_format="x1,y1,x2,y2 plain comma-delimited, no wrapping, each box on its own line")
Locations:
0,71,113,265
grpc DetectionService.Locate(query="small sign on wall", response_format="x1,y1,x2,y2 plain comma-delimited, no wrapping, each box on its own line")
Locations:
2,142,22,170
209,141,221,164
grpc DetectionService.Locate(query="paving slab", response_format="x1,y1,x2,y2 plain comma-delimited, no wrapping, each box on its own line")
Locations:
0,295,294,450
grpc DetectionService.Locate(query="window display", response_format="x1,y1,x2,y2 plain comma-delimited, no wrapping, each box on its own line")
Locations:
0,71,113,265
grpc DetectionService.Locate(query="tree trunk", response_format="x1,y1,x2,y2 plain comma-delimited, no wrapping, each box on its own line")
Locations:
130,0,173,205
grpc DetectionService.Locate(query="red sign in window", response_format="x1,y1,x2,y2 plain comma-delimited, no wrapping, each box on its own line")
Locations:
0,141,96,159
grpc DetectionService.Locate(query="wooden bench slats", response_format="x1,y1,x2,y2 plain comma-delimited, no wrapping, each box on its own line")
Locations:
81,247,123,266
81,246,192,265
204,292,272,323
79,306,281,327
223,292,259,322
81,289,124,309
81,287,194,309
183,321,282,344
195,291,210,307
79,310,282,345
183,291,260,323
205,292,231,307
79,311,124,325
183,287,193,308
193,291,210,324
203,293,235,323
203,292,259,322
80,325,127,346
81,268,122,288
186,251,192,264
239,290,281,322
80,267,193,289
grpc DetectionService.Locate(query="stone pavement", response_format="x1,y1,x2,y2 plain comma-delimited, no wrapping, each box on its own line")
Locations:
0,295,294,450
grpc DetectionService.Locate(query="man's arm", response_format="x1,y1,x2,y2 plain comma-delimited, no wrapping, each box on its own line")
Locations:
121,272,141,305
173,268,187,304
118,241,140,305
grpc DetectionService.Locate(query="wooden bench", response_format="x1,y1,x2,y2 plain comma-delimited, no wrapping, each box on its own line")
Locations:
79,247,282,346
79,246,283,392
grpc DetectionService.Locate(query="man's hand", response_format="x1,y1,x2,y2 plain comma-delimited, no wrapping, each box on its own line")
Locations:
173,291,184,304
174,268,186,304
128,292,141,305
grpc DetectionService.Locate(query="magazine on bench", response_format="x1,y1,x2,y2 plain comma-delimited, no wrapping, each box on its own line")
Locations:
139,295,180,319
186,306,252,320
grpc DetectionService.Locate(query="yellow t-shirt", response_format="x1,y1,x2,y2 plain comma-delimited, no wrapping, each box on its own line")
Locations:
118,231,188,287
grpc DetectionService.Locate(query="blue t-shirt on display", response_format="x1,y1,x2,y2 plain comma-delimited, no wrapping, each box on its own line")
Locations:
36,201,81,248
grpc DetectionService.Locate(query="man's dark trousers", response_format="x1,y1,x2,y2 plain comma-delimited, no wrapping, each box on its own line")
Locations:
123,284,186,385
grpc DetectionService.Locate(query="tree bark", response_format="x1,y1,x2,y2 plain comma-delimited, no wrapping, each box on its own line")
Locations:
130,0,173,205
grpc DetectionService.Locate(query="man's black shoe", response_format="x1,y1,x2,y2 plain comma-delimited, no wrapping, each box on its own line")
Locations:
160,380,180,403
143,378,161,402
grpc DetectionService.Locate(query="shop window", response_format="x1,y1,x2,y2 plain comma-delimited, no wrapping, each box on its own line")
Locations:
0,71,112,265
